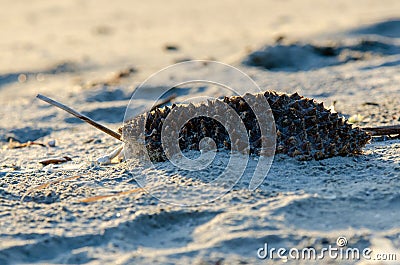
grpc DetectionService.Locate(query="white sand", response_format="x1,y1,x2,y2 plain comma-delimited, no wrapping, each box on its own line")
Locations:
1,1,400,264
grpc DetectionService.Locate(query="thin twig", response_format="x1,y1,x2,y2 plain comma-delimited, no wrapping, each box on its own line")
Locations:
79,187,144,203
362,125,400,136
151,93,177,111
37,94,122,141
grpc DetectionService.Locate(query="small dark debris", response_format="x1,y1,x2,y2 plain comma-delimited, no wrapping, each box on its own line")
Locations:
164,44,179,51
174,57,192,63
275,35,286,44
115,67,137,78
39,156,72,166
93,25,114,35
83,138,102,144
362,102,380,106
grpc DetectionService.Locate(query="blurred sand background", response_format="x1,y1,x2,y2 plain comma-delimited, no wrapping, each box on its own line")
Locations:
1,0,400,264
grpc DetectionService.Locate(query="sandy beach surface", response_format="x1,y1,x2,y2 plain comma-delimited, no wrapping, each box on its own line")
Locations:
1,1,400,264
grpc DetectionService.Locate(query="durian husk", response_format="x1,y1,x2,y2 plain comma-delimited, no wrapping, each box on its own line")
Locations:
121,91,371,161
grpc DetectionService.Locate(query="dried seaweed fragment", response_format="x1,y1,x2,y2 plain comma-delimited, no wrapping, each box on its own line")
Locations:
5,139,46,149
39,156,72,166
121,91,372,161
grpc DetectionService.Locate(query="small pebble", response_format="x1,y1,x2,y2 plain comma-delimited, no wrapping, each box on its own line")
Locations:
47,140,56,147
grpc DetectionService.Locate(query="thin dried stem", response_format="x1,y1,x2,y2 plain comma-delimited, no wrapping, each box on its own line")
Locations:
79,187,144,203
151,93,177,110
37,94,122,141
362,125,400,136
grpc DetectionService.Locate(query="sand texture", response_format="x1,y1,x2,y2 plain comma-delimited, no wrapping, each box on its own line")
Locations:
1,1,400,264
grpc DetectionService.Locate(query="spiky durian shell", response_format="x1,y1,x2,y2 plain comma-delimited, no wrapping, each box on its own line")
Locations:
120,91,371,161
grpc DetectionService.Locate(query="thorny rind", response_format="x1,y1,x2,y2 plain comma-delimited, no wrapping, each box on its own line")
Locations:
120,91,371,162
